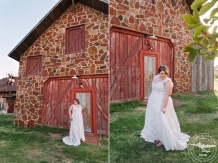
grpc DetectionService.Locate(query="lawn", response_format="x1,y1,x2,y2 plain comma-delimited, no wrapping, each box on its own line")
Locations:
0,115,108,163
110,91,218,163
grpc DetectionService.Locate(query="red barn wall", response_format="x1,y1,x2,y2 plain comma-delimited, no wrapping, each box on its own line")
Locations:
110,0,192,94
110,28,174,101
14,3,109,128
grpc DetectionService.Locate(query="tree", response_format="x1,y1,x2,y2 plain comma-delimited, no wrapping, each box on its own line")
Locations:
182,0,218,62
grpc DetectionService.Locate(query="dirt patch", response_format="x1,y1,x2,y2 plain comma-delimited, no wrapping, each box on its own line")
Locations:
135,107,146,111
191,94,205,98
84,133,101,146
49,133,62,139
173,100,184,107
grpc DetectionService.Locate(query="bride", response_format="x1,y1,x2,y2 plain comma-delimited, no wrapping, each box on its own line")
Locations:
140,65,190,151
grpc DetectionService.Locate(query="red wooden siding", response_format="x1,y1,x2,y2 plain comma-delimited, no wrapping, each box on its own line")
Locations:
66,25,85,54
110,27,174,102
26,56,42,76
43,75,108,135
149,38,174,80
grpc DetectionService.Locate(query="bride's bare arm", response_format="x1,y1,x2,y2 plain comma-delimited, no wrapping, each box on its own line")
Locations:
69,105,73,120
162,80,173,113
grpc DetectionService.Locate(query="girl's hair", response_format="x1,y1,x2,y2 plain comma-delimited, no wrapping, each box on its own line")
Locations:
158,65,169,75
74,99,80,104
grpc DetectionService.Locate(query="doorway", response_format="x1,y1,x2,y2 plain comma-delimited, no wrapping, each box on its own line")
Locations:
72,88,97,134
140,50,160,100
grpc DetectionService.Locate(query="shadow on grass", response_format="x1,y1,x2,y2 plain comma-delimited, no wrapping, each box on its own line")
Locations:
110,91,218,163
0,114,108,163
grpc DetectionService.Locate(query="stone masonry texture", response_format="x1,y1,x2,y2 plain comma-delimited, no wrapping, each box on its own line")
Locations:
14,3,108,127
110,0,192,94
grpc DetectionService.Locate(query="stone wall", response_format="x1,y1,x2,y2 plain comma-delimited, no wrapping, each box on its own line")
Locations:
14,3,108,127
110,0,192,93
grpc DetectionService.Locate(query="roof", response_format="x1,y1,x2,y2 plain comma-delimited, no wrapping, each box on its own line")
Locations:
8,0,108,61
0,77,18,93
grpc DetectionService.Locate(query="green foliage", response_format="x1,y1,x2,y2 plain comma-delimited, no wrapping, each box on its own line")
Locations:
182,0,218,62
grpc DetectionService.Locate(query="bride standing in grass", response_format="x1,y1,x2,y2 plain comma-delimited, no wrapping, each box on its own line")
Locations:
140,65,190,151
62,99,85,146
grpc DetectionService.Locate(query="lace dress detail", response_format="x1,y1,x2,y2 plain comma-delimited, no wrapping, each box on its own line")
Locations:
140,75,190,151
62,104,85,146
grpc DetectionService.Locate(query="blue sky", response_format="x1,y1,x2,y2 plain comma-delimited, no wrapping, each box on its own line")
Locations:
0,0,59,78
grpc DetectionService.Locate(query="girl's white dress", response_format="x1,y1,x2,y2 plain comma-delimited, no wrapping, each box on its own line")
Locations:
140,75,190,151
62,104,85,146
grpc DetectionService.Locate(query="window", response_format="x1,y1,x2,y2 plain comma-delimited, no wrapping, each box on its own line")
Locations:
26,56,42,76
66,25,85,54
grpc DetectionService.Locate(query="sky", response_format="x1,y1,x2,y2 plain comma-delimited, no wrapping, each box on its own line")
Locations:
0,0,218,79
0,0,59,78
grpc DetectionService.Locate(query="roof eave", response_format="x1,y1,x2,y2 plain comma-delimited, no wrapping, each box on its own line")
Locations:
8,0,72,61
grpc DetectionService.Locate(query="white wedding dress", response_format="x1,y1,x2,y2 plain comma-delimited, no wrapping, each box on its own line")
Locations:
140,75,190,151
62,104,85,146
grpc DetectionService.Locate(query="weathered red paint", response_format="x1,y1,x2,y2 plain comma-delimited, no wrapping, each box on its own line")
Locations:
26,56,42,77
43,75,108,135
66,25,85,54
110,27,174,102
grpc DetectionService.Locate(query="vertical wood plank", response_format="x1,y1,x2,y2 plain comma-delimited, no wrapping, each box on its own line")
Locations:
128,34,132,98
120,33,125,100
110,31,116,100
136,37,141,97
115,32,120,100
123,34,128,99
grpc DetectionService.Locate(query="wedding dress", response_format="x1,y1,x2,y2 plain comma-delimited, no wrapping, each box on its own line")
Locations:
62,104,85,146
140,75,190,151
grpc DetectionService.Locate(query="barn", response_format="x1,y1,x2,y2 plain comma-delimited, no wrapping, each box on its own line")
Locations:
109,0,214,102
8,0,109,136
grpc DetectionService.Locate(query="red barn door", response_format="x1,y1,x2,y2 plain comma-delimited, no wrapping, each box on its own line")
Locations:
110,27,174,102
43,75,108,135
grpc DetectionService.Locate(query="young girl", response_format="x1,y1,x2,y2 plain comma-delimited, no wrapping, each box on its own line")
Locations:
62,99,85,146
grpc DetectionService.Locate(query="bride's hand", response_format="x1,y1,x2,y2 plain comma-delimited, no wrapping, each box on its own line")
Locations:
162,108,166,114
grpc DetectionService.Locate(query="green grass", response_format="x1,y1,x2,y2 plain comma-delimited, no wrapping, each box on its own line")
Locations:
0,115,108,163
110,91,218,163
110,100,146,113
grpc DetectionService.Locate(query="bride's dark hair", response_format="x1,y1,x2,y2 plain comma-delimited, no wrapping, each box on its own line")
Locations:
158,65,169,75
74,99,80,104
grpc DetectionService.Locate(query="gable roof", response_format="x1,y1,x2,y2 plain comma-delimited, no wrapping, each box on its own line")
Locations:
0,77,18,93
8,0,108,61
